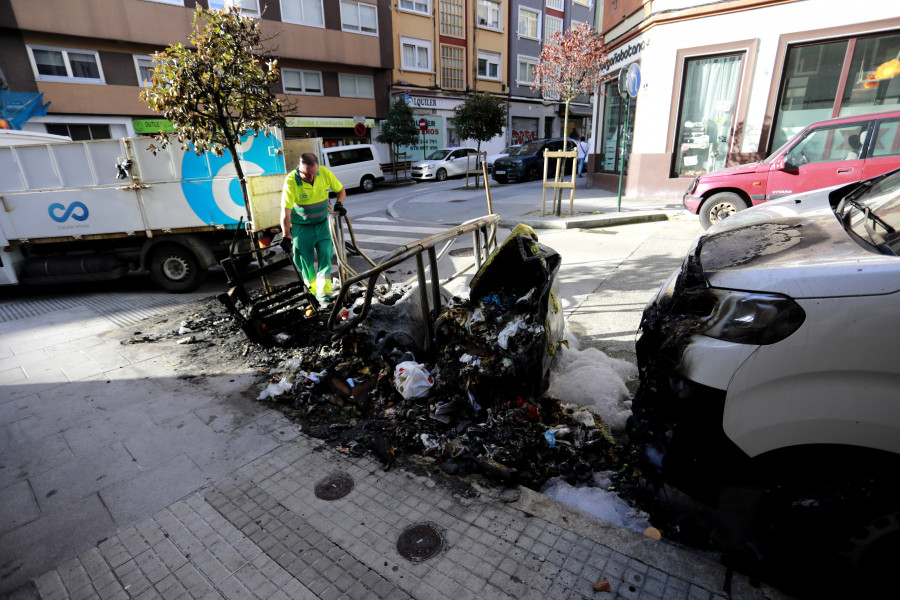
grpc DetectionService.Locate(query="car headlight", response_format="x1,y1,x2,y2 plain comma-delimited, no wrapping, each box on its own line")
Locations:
700,289,805,345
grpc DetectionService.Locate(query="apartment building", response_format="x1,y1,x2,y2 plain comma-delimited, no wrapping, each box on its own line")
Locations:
589,0,900,198
0,0,392,147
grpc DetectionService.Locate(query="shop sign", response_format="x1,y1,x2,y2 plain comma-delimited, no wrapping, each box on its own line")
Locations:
600,37,648,76
285,116,375,128
396,115,444,158
132,118,175,134
398,94,463,111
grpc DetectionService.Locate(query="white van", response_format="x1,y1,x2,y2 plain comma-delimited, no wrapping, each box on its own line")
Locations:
321,144,384,192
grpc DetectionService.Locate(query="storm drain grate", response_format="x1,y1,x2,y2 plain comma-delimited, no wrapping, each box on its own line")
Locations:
396,523,443,562
314,472,354,500
449,247,474,257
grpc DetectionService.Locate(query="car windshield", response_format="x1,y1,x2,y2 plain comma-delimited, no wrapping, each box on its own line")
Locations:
837,169,900,254
426,150,452,160
502,146,519,154
511,141,543,155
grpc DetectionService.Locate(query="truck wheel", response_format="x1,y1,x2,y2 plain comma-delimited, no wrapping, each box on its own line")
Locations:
699,192,746,229
436,168,448,182
360,175,376,193
149,243,206,293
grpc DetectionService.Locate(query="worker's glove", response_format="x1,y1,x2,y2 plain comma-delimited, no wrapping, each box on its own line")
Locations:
334,202,347,217
279,236,292,253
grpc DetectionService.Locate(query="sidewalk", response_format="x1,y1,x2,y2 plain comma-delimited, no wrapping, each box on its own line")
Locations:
0,184,793,599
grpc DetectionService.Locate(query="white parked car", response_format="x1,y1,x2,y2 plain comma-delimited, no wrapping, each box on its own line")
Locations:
630,167,900,593
411,147,477,181
484,145,520,173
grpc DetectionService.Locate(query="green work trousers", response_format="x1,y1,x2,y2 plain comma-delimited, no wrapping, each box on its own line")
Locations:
291,219,333,299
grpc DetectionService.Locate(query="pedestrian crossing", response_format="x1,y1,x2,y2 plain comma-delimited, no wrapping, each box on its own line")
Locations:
337,215,451,258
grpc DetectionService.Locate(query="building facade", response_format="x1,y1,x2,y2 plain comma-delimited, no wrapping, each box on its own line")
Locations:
588,0,900,198
0,0,392,147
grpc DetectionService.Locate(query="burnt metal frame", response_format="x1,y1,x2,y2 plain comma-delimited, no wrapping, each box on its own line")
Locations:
327,214,501,359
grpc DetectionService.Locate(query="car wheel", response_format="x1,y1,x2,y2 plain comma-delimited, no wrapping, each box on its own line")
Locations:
360,175,375,193
527,166,540,182
436,168,448,182
148,243,206,293
699,192,747,229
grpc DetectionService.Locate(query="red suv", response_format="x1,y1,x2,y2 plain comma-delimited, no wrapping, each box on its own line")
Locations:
684,109,900,229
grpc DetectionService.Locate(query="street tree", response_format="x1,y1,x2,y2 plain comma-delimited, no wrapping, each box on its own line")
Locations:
376,98,420,176
140,5,284,246
451,92,507,186
532,23,607,153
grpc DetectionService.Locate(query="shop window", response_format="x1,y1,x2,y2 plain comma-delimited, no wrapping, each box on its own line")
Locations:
517,55,538,86
840,33,900,115
209,0,260,16
28,46,104,83
401,38,431,72
400,0,429,15
673,53,743,177
544,15,563,42
518,7,540,40
477,0,500,30
599,80,635,173
281,0,324,27
477,51,501,81
440,0,464,38
341,1,377,35
441,45,465,90
283,69,323,95
339,74,374,98
46,124,111,140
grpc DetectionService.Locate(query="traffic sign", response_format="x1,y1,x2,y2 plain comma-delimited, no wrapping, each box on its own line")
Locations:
625,63,641,98
418,118,428,132
354,122,367,136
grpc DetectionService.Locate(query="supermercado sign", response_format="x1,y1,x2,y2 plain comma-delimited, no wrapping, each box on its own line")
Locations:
285,117,375,128
600,37,648,76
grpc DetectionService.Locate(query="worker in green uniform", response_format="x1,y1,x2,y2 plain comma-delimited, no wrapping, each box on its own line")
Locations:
279,152,346,302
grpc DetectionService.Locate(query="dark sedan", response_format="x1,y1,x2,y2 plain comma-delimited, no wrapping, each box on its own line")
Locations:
492,137,576,183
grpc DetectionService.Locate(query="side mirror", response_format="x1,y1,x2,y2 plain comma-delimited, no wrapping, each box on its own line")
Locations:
778,155,798,171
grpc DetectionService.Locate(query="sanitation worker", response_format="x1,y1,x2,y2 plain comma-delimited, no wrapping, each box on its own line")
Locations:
279,152,346,303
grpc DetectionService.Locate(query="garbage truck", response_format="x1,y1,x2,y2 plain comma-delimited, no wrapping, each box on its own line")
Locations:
0,130,298,292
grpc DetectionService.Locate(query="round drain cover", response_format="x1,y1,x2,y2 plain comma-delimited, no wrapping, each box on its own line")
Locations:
314,472,354,500
397,523,443,562
449,247,474,257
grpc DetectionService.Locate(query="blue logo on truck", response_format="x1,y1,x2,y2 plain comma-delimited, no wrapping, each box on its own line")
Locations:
49,202,89,222
179,135,284,226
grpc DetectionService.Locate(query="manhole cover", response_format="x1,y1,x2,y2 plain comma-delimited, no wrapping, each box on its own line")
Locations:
449,247,474,257
314,472,354,500
397,523,443,562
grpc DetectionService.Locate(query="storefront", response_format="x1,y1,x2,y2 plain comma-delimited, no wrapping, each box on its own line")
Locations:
284,116,376,147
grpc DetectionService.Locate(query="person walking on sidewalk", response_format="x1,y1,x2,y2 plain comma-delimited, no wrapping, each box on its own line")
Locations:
279,152,346,302
576,136,588,177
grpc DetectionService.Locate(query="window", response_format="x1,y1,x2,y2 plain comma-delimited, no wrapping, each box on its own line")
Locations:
328,147,374,167
477,0,500,30
282,68,323,94
517,55,538,85
546,0,564,10
440,0,464,38
772,31,900,151
674,54,744,176
573,0,592,6
544,15,563,41
209,0,260,16
399,0,429,14
441,45,465,90
872,119,900,158
339,73,374,98
477,51,500,80
788,122,872,164
599,79,635,173
401,38,431,72
144,0,184,5
45,123,111,141
571,20,588,31
281,0,324,27
341,1,377,34
28,46,104,83
518,7,540,39
134,55,155,87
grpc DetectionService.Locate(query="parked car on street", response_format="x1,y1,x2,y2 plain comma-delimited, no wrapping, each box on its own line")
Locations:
321,144,384,192
411,147,478,181
484,145,520,173
684,109,900,229
492,138,576,183
631,167,900,593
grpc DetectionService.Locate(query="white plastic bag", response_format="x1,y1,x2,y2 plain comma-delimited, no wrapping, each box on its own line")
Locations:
392,361,434,400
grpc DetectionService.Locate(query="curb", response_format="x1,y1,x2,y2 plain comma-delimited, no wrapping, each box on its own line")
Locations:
501,211,671,230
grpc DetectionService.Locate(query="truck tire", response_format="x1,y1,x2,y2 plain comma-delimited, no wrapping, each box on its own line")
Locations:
360,174,376,192
699,192,747,229
149,243,206,293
